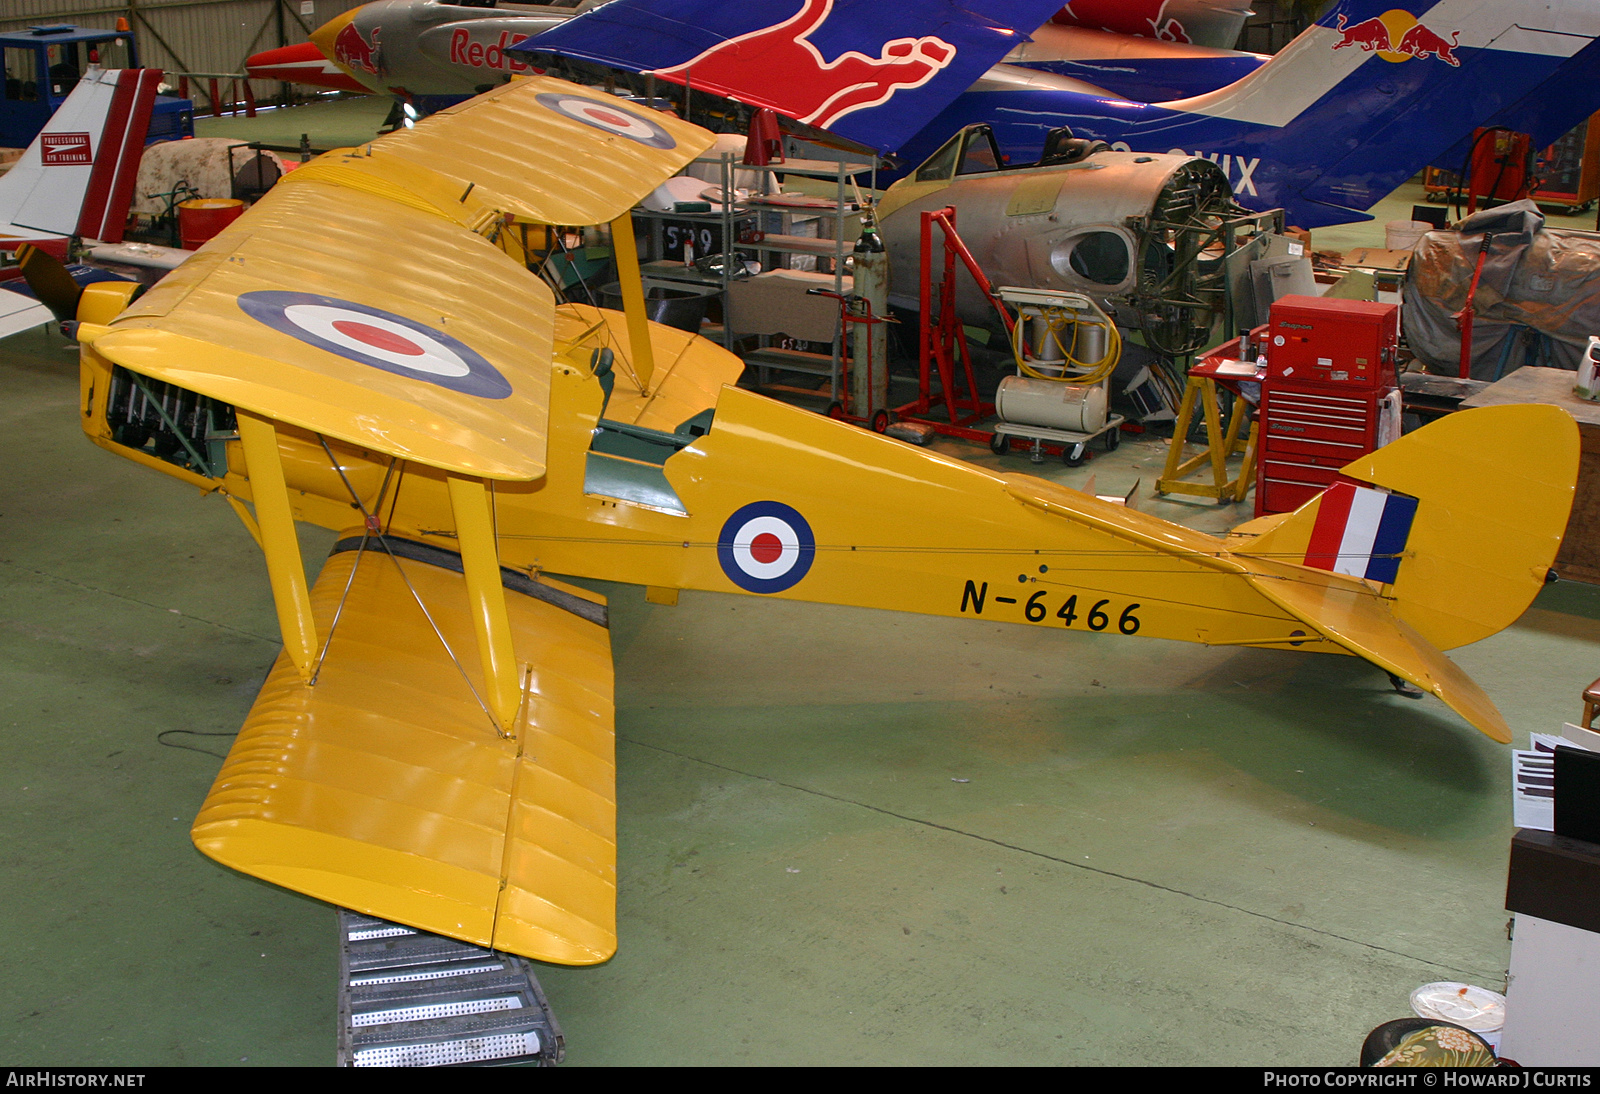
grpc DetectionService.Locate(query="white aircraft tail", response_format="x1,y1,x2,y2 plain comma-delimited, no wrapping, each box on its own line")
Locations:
0,68,161,245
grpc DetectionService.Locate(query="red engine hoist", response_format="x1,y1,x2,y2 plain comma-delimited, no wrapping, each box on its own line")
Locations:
890,206,1013,442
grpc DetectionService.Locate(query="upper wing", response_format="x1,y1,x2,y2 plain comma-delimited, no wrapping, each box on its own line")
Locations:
84,75,715,481
522,0,1072,154
88,173,559,480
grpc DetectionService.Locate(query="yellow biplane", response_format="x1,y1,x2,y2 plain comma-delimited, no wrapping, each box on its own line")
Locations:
43,75,1576,968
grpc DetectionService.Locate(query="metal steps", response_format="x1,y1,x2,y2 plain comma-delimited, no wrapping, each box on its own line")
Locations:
336,911,564,1067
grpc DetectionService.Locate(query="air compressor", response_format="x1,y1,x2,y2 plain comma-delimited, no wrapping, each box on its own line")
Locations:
989,286,1124,465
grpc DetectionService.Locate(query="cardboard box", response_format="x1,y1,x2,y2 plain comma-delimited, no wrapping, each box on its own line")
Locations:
1343,247,1412,272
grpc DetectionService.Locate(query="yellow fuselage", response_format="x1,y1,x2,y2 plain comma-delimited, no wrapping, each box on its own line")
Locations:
78,303,1333,657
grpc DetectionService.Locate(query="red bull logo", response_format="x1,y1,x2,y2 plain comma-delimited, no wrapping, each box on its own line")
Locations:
648,0,955,129
1332,9,1460,66
334,22,382,77
1055,1,1192,45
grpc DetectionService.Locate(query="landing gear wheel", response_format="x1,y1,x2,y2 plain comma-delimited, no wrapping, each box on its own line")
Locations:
1063,443,1087,467
871,409,891,434
826,401,846,420
1103,426,1120,451
990,432,1010,455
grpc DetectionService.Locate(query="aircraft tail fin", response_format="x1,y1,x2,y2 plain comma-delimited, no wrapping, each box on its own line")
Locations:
523,0,1073,154
1162,0,1600,222
0,68,160,244
1237,404,1578,651
1230,404,1577,738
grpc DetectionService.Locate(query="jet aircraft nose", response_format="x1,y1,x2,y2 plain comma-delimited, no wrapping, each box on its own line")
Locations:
308,5,386,93
309,5,364,59
245,41,369,93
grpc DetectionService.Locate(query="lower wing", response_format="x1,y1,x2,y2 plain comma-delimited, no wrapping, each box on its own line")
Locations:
192,538,619,965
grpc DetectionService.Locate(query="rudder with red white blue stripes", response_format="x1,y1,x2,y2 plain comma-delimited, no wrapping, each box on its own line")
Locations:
1302,481,1418,585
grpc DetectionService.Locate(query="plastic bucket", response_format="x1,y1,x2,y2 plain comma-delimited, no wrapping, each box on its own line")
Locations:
600,280,719,332
178,198,245,249
1385,219,1430,252
1409,982,1505,1051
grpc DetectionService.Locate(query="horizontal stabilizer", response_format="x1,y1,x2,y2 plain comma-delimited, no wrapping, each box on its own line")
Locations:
192,545,618,965
1242,555,1510,743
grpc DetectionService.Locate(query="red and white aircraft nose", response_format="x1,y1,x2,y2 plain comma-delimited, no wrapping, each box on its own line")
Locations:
246,42,369,93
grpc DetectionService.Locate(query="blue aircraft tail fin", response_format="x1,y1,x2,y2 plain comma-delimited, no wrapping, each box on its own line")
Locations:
519,0,1070,154
1160,0,1600,221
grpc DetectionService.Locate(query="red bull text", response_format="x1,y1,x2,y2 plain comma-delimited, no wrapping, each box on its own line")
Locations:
449,30,536,73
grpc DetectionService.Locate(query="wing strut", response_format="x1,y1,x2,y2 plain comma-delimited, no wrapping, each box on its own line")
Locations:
446,475,522,733
237,412,318,680
609,212,655,394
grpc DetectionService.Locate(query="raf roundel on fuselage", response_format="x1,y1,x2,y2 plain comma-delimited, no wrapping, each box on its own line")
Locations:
718,500,817,593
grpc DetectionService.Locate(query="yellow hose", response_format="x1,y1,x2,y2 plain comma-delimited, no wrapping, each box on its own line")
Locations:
1011,304,1121,384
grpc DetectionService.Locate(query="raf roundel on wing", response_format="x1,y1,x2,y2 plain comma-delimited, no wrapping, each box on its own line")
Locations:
534,92,678,149
718,500,817,594
237,291,513,399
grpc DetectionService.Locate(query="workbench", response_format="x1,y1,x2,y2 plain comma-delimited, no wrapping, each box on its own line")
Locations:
1461,366,1600,583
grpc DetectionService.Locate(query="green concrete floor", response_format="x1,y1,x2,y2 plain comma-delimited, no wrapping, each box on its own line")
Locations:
7,97,1600,1067
5,315,1600,1065
194,94,394,151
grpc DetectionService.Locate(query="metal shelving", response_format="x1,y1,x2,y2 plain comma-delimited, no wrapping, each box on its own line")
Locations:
631,150,873,401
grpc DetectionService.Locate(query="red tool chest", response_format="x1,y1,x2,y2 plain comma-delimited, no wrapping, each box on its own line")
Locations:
1256,296,1399,516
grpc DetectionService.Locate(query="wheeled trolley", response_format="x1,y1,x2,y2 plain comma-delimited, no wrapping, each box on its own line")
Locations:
989,286,1124,465
990,413,1125,466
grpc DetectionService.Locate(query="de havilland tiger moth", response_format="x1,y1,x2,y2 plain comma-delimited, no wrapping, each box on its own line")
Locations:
32,73,1578,967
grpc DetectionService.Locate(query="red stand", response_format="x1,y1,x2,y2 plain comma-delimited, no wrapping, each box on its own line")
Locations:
890,207,1010,442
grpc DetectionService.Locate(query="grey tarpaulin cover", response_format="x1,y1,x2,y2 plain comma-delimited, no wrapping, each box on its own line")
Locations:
1403,199,1600,378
